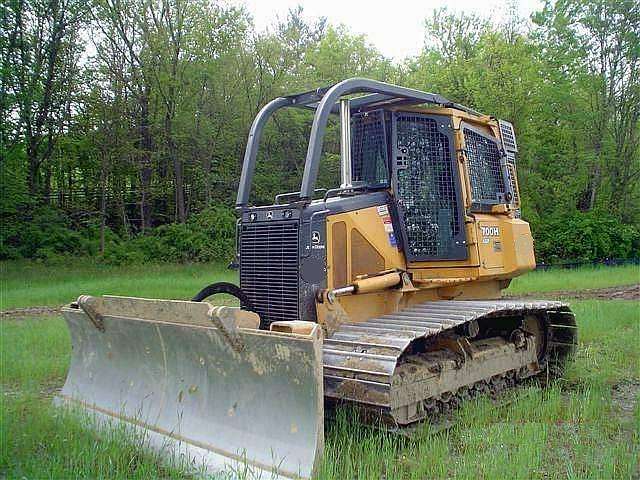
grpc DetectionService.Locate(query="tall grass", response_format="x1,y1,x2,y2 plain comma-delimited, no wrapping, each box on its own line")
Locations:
0,316,69,388
1,391,191,479
1,300,638,478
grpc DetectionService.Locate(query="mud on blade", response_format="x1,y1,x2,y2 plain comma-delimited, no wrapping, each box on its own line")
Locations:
56,295,324,479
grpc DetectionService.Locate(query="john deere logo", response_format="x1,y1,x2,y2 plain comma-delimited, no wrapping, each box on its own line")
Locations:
311,231,321,244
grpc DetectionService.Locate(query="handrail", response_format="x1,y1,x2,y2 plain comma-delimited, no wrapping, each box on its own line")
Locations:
236,97,293,207
322,182,368,201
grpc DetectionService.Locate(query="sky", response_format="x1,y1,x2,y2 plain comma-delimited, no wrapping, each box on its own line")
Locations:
233,0,543,60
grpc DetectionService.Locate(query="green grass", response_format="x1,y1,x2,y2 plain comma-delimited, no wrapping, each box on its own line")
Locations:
1,301,638,478
1,260,638,311
318,300,640,479
0,316,194,479
1,390,191,479
1,260,236,310
507,263,639,295
0,317,69,388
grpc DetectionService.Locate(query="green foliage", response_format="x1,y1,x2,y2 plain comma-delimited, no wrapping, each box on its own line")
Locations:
2,0,639,265
533,211,640,263
1,205,236,265
0,146,29,217
1,205,104,261
102,206,236,265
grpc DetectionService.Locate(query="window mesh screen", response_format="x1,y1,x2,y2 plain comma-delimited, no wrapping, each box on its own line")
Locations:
395,114,461,259
351,110,389,186
464,127,506,205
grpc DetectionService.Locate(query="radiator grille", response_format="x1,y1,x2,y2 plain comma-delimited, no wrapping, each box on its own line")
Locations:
464,127,507,206
505,152,519,204
395,114,463,260
240,221,299,328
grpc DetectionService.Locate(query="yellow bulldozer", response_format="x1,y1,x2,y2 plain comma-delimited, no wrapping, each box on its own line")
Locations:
56,78,577,479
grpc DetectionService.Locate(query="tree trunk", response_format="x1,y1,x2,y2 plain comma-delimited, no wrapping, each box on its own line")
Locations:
139,92,153,231
203,153,211,206
100,155,108,255
166,112,186,222
43,164,52,205
26,140,40,196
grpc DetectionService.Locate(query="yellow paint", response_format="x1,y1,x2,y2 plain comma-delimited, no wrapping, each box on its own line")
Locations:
317,105,534,325
326,205,405,290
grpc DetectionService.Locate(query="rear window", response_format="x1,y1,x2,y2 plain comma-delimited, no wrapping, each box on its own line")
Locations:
350,110,390,187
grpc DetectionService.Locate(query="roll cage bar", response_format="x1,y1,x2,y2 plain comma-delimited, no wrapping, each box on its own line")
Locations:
236,78,476,208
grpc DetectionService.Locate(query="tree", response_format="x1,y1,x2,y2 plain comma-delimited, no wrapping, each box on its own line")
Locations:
1,0,86,196
534,0,640,219
92,0,157,230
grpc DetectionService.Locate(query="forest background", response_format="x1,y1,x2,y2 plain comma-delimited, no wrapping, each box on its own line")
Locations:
2,0,639,265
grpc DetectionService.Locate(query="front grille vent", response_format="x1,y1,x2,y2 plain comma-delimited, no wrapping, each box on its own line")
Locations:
240,221,299,328
505,151,521,218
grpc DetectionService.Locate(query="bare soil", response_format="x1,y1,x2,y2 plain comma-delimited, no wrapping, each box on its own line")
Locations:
1,284,637,319
1,306,62,319
611,379,640,425
509,284,639,301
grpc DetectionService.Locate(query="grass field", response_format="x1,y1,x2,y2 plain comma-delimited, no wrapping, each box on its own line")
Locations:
1,261,235,310
507,263,639,295
1,260,638,310
1,264,639,478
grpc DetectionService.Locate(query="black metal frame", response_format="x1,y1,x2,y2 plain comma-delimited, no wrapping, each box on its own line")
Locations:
236,78,476,208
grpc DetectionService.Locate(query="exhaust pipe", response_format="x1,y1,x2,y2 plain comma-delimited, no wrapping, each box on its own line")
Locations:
340,98,352,188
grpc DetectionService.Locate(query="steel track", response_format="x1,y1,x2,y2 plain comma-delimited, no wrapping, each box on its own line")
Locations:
322,299,578,425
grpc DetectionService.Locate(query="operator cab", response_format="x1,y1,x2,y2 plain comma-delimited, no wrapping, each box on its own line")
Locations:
235,79,529,328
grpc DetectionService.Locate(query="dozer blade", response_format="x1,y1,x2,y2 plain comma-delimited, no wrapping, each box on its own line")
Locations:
56,295,324,479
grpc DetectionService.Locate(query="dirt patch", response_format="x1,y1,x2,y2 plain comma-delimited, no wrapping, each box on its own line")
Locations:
1,306,62,319
509,284,639,301
611,379,640,425
2,284,637,319
3,382,62,399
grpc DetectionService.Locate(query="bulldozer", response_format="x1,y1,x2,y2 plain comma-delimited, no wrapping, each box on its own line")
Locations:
56,78,578,479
